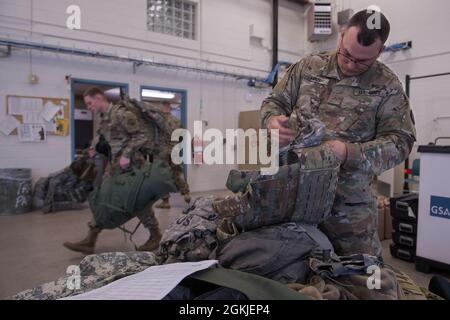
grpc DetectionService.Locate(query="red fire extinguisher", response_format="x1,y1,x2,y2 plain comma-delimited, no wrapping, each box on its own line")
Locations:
193,134,203,164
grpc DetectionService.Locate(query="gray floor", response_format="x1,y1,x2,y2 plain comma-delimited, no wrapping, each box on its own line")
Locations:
1,190,448,299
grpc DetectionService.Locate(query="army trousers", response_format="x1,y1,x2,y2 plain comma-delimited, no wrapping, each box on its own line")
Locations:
319,200,382,257
156,152,190,195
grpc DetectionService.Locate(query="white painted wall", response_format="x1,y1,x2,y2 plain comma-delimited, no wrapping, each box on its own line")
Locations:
306,0,450,195
0,0,307,191
2,0,448,193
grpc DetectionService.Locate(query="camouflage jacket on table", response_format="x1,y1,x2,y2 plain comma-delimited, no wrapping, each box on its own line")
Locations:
261,51,416,207
98,103,155,162
11,252,157,300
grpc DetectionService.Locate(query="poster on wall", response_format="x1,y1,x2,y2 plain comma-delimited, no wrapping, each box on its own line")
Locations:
56,119,69,136
18,123,46,142
0,115,21,136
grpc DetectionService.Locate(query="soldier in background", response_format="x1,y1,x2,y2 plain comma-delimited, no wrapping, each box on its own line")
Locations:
154,100,191,209
63,87,164,254
261,10,416,257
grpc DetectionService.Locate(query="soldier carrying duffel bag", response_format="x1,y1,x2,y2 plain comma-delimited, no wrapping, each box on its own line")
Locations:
63,87,176,255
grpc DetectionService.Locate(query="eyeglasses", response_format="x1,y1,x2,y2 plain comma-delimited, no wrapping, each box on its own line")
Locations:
337,38,376,69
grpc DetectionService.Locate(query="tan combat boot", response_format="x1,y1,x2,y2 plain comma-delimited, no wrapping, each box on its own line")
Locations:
137,227,162,252
63,227,101,255
156,197,171,209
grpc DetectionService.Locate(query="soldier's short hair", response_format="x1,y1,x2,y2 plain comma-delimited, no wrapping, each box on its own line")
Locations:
83,87,106,98
347,9,390,45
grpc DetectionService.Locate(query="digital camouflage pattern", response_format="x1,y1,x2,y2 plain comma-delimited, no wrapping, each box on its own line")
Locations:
157,196,222,264
11,251,157,300
261,51,416,256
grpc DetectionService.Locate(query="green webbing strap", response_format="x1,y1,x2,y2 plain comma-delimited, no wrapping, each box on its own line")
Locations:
189,267,311,300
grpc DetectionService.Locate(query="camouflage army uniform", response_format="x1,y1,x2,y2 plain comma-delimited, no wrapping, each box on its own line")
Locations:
156,112,190,196
261,51,416,257
12,251,157,300
94,103,159,230
63,102,161,254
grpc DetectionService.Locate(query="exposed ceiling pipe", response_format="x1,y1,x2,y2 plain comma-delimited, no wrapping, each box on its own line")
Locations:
0,38,266,83
272,0,278,88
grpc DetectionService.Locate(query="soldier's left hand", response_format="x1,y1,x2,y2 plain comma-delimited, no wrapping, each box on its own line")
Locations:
119,156,131,169
324,140,347,163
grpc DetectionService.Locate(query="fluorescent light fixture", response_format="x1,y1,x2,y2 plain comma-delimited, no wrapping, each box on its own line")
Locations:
141,89,175,99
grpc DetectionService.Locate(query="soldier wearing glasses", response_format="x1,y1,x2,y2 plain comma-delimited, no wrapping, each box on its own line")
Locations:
261,10,416,257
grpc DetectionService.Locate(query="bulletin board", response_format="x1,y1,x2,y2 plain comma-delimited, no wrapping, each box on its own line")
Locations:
4,95,70,138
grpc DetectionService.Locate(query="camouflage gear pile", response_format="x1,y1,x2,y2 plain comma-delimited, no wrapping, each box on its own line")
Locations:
11,251,157,300
217,222,334,284
33,156,95,213
287,267,402,300
215,144,340,231
157,196,222,264
261,51,416,256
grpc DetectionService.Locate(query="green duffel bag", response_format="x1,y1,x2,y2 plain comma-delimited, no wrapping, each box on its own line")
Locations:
88,160,176,229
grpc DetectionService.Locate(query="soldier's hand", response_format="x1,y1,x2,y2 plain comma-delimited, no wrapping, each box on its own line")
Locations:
267,115,296,147
88,147,96,158
119,155,131,169
324,140,347,163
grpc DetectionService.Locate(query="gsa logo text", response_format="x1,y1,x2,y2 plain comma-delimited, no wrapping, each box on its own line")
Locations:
430,195,450,220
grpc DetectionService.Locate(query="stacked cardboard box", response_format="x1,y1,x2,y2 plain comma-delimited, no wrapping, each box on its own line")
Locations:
377,196,392,241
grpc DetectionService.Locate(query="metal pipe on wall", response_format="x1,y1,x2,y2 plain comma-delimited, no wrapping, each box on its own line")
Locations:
272,0,278,88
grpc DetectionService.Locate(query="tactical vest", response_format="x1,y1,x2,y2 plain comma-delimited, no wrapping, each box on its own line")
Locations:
213,144,340,232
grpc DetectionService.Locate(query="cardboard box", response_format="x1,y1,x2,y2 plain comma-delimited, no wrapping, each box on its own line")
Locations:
238,110,262,171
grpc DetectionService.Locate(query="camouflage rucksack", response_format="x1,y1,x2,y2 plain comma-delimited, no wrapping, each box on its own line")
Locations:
119,94,169,154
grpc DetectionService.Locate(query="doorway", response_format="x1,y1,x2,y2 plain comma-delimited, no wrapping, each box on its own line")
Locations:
140,85,188,178
70,79,128,159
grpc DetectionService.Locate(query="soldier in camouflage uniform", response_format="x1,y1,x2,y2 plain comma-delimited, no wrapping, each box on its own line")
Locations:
63,87,163,254
261,10,416,257
155,100,191,209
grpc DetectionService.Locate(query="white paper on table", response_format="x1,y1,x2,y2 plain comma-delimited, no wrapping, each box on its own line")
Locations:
0,115,20,135
41,101,61,122
62,260,219,300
